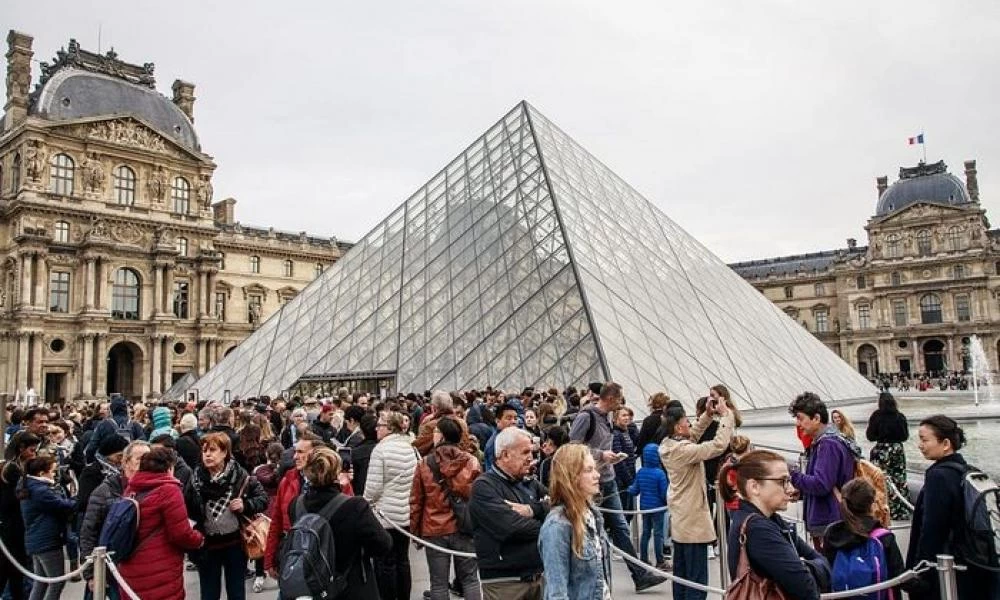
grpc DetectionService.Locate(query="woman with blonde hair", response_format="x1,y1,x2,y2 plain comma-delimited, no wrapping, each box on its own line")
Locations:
830,410,856,440
538,443,610,600
251,413,274,442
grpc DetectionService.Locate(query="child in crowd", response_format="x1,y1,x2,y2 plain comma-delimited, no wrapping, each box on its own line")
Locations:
538,426,569,488
628,443,669,569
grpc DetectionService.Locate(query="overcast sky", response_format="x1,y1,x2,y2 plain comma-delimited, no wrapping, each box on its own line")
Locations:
9,1,1000,262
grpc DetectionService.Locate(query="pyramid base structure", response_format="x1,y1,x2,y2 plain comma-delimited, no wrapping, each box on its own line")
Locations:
192,101,876,416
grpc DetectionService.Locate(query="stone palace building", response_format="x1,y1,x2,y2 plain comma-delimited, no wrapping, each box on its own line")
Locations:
730,158,1000,379
0,32,346,403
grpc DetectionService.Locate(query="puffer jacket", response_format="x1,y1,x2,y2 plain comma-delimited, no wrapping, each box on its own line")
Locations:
21,475,75,554
410,443,481,537
365,432,419,528
659,411,733,543
627,443,668,510
79,474,124,580
118,471,204,600
264,468,301,573
413,411,479,458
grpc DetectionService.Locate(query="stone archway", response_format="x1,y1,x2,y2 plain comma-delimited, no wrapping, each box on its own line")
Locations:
107,341,144,402
922,339,946,375
857,344,879,378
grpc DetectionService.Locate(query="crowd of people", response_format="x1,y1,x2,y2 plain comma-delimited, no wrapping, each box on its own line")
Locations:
0,383,992,600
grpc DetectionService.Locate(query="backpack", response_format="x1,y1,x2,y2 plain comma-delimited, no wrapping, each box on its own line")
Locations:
115,418,135,442
98,491,153,563
278,495,351,600
426,454,474,536
831,528,893,600
941,463,1000,571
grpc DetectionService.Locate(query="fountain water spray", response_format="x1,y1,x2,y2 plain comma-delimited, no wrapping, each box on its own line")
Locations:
968,335,995,407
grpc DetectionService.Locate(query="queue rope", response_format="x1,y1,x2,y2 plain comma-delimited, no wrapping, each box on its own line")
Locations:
374,509,477,558
103,555,141,600
886,479,916,512
606,539,727,595
0,534,94,584
595,504,670,515
819,560,934,599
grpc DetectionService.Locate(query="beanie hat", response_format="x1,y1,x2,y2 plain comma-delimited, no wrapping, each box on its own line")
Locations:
150,406,178,440
99,434,129,457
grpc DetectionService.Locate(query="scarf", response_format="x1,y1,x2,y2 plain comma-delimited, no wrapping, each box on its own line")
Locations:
197,460,238,523
96,454,122,480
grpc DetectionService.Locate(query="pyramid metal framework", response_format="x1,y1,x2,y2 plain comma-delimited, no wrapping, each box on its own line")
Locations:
194,102,875,415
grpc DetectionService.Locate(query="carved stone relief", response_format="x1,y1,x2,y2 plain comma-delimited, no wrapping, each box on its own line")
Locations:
82,153,106,192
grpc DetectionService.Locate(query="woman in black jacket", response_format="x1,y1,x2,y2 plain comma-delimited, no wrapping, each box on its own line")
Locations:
865,392,910,519
906,415,995,600
292,446,392,600
0,433,39,600
720,449,829,600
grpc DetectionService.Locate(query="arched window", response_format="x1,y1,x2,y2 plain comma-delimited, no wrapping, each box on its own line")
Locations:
54,221,70,243
172,177,190,214
49,153,75,196
885,233,901,258
890,271,901,287
314,263,323,277
947,226,964,251
250,255,261,274
283,259,293,277
111,268,141,320
917,229,932,256
176,237,188,257
11,154,20,193
920,293,942,324
113,165,136,205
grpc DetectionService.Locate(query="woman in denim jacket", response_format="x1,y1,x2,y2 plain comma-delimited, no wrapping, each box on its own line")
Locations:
538,443,611,600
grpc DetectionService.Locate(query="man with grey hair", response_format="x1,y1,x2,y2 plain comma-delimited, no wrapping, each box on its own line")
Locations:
208,405,240,450
469,427,548,600
414,390,478,457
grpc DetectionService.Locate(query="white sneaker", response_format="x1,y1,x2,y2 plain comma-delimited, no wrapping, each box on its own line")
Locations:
252,576,265,593
708,546,717,560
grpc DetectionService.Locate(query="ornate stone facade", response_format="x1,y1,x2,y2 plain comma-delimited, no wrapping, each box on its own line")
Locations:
0,32,346,402
731,159,1000,379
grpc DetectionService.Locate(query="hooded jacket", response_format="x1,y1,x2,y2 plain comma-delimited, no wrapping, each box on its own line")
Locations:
790,425,861,532
409,443,481,537
118,471,204,600
627,443,668,510
823,517,907,597
20,475,75,554
149,407,177,440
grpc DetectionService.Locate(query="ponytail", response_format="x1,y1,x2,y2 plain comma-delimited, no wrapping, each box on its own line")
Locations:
716,449,785,502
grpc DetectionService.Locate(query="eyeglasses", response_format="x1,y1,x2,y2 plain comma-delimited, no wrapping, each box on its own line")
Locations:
758,476,792,487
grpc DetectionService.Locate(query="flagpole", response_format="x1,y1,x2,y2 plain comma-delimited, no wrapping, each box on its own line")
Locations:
922,130,927,163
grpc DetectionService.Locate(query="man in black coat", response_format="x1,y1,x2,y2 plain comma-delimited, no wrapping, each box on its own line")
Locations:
469,427,548,600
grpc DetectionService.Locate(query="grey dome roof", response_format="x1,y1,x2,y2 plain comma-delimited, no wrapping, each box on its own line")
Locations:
31,68,199,151
875,160,971,217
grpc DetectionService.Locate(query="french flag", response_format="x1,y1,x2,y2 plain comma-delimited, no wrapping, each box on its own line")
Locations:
908,133,924,145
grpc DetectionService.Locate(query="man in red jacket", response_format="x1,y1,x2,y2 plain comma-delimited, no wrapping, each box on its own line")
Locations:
264,433,321,577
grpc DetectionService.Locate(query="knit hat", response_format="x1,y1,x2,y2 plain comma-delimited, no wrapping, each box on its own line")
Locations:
99,434,129,457
149,406,177,440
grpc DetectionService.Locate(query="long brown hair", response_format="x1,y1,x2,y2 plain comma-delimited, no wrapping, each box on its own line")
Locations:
549,443,595,558
710,384,743,427
838,478,876,537
717,449,784,504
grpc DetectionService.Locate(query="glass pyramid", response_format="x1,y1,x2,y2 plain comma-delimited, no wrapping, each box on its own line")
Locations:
194,102,875,415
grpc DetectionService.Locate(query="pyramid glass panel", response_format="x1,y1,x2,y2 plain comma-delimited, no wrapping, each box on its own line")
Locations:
194,102,875,414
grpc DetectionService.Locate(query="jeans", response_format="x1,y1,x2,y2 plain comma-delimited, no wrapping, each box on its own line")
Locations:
618,487,635,524
374,528,412,600
598,479,644,581
673,542,708,600
197,543,247,600
28,550,64,600
639,512,665,564
481,578,543,600
663,505,673,551
425,534,481,600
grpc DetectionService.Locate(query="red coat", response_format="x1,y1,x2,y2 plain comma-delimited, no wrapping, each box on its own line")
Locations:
118,471,204,600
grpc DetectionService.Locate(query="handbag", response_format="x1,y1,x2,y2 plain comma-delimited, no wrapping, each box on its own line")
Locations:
727,515,791,600
236,477,271,560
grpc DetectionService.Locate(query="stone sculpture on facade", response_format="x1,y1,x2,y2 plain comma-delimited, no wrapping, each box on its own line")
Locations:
82,153,106,192
197,176,213,209
147,166,166,203
23,141,45,182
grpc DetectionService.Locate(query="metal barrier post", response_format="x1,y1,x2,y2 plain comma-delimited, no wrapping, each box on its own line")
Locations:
715,496,730,588
93,547,107,600
630,510,640,552
935,555,959,600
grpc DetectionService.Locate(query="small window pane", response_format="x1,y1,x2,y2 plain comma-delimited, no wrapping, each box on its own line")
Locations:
917,230,932,256
176,237,188,257
856,275,866,289
215,292,227,321
920,294,942,324
783,286,793,299
173,281,189,318
814,309,828,333
54,221,70,243
283,259,293,277
49,272,70,313
886,234,901,258
956,294,971,322
172,177,191,214
111,268,141,320
814,283,825,296
858,304,871,329
891,272,901,287
250,256,261,274
113,165,136,205
49,154,74,196
893,299,907,326
315,263,323,277
948,227,964,251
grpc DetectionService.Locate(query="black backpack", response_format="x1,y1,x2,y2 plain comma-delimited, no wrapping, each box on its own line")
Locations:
941,462,1000,571
427,454,475,536
278,495,350,599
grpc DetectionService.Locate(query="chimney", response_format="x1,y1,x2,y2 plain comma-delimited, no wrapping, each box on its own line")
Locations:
171,79,196,121
876,175,888,199
3,31,33,131
965,159,979,202
213,197,236,225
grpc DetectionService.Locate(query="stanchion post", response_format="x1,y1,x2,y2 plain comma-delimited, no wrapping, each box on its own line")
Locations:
715,497,730,588
630,510,640,552
93,547,108,600
935,555,958,600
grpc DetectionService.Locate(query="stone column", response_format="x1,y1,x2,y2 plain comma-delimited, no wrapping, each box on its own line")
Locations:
80,334,93,397
207,271,218,317
150,335,161,396
95,258,106,311
947,337,956,372
33,256,47,310
94,334,108,398
15,333,28,394
152,265,163,316
197,271,208,317
84,258,96,309
162,266,174,314
19,254,31,307
195,339,204,376
29,332,42,391
163,337,174,388
913,339,923,372
140,340,150,401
